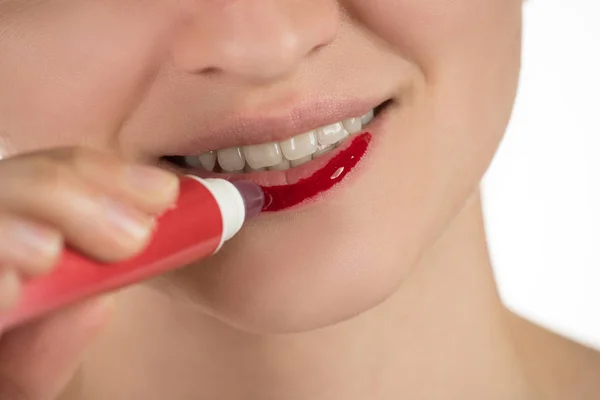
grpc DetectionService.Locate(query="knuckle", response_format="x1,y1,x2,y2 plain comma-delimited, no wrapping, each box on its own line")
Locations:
55,146,96,167
54,146,115,171
25,160,75,198
49,146,93,162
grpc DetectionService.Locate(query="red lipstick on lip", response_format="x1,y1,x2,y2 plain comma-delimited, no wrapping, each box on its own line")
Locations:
261,133,372,212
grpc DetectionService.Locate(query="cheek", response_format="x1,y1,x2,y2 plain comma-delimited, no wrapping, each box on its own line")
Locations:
0,2,173,154
349,0,522,68
354,0,523,182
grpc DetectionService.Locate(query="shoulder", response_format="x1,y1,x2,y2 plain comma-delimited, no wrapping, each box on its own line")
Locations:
507,312,600,400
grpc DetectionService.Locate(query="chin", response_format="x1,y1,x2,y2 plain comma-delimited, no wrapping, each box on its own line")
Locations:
176,216,417,335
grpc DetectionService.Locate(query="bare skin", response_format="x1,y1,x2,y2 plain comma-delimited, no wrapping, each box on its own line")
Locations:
53,195,600,400
0,0,598,399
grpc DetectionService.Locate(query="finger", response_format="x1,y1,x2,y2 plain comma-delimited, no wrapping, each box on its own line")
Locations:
0,268,20,313
0,213,62,277
0,153,161,262
44,148,179,215
0,296,113,400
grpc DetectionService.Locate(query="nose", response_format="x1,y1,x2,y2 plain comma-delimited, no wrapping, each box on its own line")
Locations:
170,0,339,84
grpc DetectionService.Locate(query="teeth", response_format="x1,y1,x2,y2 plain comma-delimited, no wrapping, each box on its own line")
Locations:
183,155,205,169
313,143,335,158
242,143,283,169
217,147,245,172
280,131,318,161
342,118,362,134
316,122,349,146
198,151,217,171
269,159,291,171
245,165,266,172
290,155,312,167
187,108,375,172
361,110,374,126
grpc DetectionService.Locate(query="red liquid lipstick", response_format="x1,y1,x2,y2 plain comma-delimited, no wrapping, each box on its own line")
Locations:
261,133,372,212
0,133,372,329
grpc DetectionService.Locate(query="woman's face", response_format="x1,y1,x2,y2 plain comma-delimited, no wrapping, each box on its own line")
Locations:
0,0,522,333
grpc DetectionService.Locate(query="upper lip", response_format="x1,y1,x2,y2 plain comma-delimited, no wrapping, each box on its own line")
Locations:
161,96,390,156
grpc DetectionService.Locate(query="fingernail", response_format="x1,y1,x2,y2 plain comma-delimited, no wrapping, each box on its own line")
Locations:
10,220,62,263
125,165,178,198
0,268,21,311
101,198,153,242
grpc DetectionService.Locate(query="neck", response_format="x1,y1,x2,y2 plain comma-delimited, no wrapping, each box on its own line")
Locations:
85,191,535,400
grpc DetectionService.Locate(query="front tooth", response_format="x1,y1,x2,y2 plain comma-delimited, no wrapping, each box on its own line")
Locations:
316,122,348,146
342,118,362,134
268,159,291,171
243,142,283,169
313,143,334,158
361,110,374,125
198,151,216,171
290,155,312,167
217,147,245,172
280,131,317,161
245,165,266,172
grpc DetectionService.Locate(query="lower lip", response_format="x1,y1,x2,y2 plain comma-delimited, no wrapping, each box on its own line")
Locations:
261,133,371,212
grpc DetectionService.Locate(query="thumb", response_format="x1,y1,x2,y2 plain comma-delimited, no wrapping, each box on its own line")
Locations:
0,297,113,400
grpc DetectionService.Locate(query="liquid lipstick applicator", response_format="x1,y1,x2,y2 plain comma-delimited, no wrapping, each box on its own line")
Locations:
2,132,373,329
1,177,264,330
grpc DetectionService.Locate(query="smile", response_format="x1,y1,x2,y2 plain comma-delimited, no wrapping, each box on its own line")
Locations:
164,100,393,212
181,109,375,172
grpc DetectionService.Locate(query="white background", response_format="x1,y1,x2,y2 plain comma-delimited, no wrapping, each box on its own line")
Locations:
483,0,600,348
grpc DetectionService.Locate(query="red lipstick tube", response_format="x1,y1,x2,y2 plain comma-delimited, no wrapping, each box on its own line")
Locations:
1,177,264,330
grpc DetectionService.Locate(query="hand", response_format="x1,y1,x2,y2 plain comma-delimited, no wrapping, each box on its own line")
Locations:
0,147,179,399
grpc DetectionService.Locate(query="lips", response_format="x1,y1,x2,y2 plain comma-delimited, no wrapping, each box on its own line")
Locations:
175,108,375,173
162,99,394,212
261,133,372,212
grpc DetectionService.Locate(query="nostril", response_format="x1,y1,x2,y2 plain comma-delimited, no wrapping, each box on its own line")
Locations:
199,67,221,76
309,43,328,57
171,1,340,83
